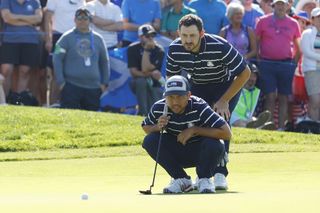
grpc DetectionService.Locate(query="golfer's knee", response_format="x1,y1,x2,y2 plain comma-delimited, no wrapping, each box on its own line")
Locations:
202,138,225,156
142,133,160,151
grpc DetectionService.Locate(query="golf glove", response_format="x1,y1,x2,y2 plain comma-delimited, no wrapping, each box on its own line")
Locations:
217,152,229,167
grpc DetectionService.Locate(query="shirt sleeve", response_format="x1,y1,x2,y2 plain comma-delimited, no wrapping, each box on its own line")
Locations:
198,101,226,128
53,34,68,86
127,45,141,69
0,0,9,9
154,0,161,19
98,35,110,86
121,0,129,20
165,45,182,76
46,0,56,12
141,103,160,126
150,46,164,70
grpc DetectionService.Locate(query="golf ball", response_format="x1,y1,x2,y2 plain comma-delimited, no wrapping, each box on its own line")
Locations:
81,193,89,200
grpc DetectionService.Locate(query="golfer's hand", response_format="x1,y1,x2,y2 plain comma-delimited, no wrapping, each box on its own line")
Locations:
213,100,230,121
157,115,170,130
177,127,195,145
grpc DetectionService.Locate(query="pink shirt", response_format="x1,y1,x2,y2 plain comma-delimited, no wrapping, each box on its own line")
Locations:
255,14,301,60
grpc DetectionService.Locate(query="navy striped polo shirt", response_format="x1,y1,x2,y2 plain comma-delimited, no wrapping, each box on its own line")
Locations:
142,96,226,142
166,34,247,84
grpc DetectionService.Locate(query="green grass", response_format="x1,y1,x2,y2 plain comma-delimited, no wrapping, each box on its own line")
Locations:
1,106,320,212
0,152,319,213
1,106,319,159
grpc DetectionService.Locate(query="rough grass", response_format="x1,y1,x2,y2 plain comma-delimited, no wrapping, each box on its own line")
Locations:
0,105,319,161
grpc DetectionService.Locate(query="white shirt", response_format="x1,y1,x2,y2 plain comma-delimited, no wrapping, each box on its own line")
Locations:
86,0,123,48
47,0,86,34
301,26,320,72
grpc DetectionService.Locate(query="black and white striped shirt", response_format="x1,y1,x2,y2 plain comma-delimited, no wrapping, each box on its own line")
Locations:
166,34,247,84
142,96,226,142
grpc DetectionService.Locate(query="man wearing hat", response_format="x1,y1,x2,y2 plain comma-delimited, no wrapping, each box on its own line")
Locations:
255,0,301,130
127,24,165,116
142,75,231,193
53,8,110,111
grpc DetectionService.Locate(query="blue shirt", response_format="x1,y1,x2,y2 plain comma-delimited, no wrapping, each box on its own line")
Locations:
142,96,226,142
166,34,247,84
242,7,263,30
188,0,228,35
121,0,161,42
0,0,41,44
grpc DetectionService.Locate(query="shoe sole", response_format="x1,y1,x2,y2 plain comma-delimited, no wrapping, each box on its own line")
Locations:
215,186,228,190
200,189,215,193
163,184,193,194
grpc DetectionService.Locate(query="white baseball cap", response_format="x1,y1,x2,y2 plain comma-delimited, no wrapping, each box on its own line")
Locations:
311,7,320,18
164,75,190,96
271,0,288,5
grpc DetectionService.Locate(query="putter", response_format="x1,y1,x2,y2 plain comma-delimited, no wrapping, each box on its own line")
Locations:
139,103,168,195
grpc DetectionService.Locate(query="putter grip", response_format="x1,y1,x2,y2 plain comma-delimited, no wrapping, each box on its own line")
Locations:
163,103,168,116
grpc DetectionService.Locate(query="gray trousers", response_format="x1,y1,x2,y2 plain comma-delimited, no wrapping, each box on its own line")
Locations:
130,77,162,116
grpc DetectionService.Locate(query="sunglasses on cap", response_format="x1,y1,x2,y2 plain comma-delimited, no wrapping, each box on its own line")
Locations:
76,15,90,21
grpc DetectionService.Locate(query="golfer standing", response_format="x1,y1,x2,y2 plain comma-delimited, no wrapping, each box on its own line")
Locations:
142,75,231,193
166,14,251,190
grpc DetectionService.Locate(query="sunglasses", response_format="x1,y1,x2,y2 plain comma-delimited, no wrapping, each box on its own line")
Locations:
145,34,155,38
76,15,90,21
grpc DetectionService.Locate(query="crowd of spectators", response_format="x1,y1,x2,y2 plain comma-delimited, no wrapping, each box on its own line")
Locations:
0,0,319,132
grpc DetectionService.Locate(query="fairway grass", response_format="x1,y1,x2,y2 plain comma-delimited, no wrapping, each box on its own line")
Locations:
0,152,319,213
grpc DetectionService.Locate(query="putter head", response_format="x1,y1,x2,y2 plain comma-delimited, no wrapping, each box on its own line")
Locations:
139,190,152,195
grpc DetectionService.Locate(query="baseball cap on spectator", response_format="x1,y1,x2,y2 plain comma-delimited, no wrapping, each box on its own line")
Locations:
293,11,311,24
311,7,320,17
138,24,157,37
75,8,91,18
164,75,190,96
271,0,288,5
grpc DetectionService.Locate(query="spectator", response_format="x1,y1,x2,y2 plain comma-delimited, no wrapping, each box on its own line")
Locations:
166,14,250,190
44,0,86,106
230,63,275,129
188,0,229,35
285,11,310,130
240,0,264,29
53,8,110,111
86,0,123,49
142,75,230,194
127,24,164,116
295,0,318,18
258,0,273,15
219,2,257,61
255,0,301,129
161,0,196,40
0,0,42,100
121,0,161,47
300,7,320,122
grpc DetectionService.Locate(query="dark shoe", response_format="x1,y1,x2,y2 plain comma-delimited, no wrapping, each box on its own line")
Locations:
259,121,276,130
246,111,272,128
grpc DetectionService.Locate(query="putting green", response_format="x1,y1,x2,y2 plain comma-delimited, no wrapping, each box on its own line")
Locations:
0,152,319,213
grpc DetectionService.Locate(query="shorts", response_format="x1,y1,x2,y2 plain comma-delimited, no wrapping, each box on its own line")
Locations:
0,42,40,67
257,59,296,95
304,70,320,96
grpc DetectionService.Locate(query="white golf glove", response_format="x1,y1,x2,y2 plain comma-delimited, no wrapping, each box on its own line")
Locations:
217,152,229,167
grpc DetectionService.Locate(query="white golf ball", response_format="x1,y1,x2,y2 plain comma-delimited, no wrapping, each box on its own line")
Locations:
81,193,89,200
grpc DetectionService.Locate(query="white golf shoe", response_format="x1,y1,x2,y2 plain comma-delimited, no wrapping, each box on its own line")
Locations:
163,178,193,194
198,178,215,193
214,173,228,190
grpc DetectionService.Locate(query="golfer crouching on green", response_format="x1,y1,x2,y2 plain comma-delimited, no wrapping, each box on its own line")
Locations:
142,75,231,194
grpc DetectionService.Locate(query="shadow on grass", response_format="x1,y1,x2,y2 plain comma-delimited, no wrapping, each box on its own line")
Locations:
138,189,240,196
